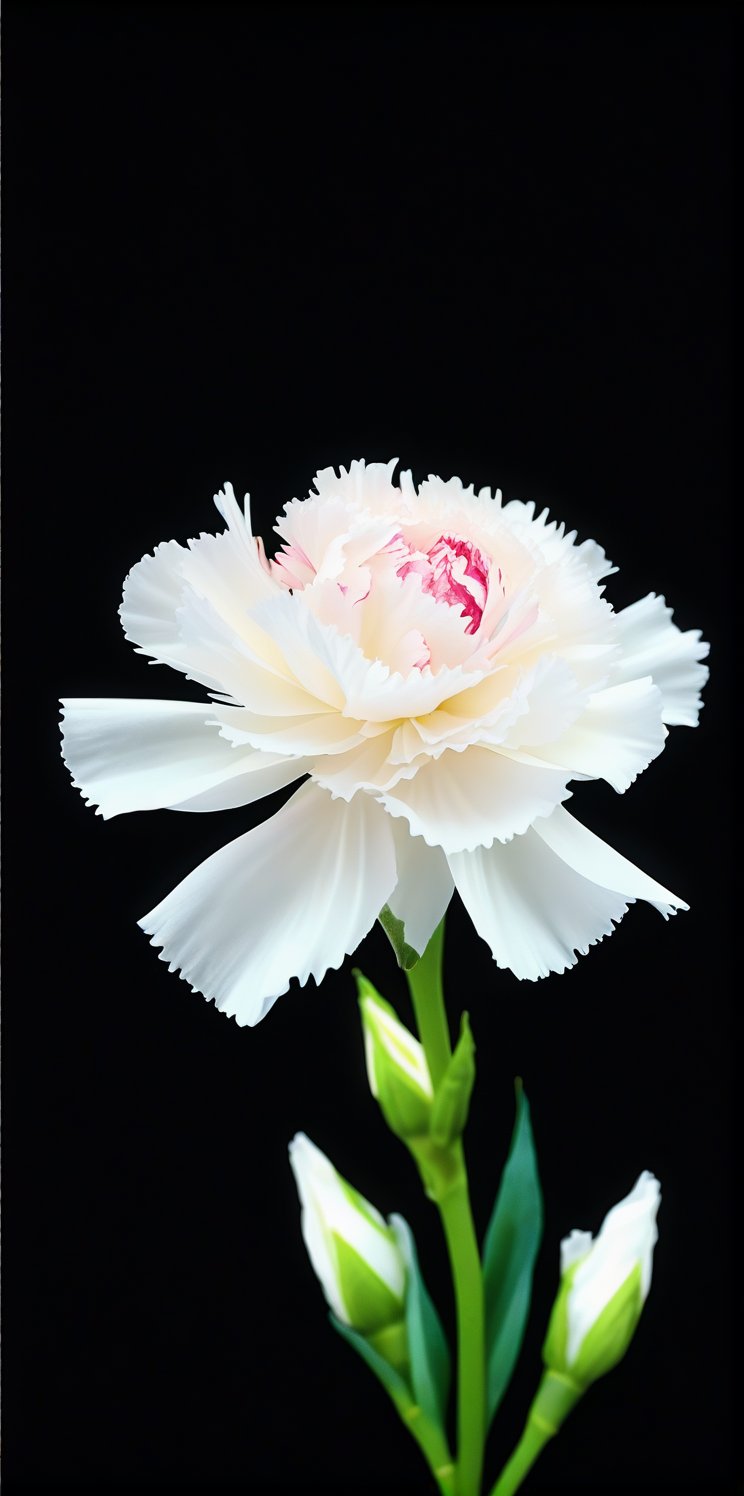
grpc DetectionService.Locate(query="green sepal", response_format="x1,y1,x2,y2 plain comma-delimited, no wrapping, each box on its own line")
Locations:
378,904,421,969
482,1079,544,1426
541,1258,582,1372
391,1213,452,1435
571,1261,644,1386
430,1012,475,1149
331,1232,405,1335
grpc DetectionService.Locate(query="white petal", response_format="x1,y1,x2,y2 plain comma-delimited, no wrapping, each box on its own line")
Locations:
139,781,397,1025
560,1229,594,1275
311,731,406,800
60,698,307,818
176,587,324,709
499,656,589,749
216,703,365,756
119,539,194,669
386,820,455,956
253,592,489,722
449,825,632,981
611,593,709,726
528,678,667,792
120,511,287,690
391,657,586,765
587,1170,660,1302
534,806,687,916
249,594,353,708
380,747,573,854
309,458,401,513
347,659,490,724
289,1134,349,1322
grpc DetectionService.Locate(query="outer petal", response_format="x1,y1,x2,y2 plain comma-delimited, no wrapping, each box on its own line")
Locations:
60,698,308,818
386,821,455,956
120,485,287,689
139,781,397,1024
527,678,667,792
308,458,402,514
533,806,687,915
118,538,195,671
611,593,709,726
449,828,630,981
449,807,686,981
379,746,573,854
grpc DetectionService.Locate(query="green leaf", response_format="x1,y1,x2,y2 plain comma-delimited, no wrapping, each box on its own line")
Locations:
391,1214,451,1434
378,903,421,969
329,1311,456,1496
482,1080,543,1426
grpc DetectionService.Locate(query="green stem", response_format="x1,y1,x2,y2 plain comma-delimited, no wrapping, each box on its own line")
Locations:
489,1418,550,1496
406,919,486,1496
437,1170,487,1496
407,918,452,1087
403,1408,457,1496
489,1371,582,1496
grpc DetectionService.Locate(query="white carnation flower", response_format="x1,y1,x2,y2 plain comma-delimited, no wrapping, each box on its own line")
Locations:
61,460,708,1022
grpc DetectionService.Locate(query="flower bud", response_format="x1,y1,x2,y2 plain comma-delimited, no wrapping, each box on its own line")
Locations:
543,1170,660,1389
289,1133,406,1338
356,974,434,1140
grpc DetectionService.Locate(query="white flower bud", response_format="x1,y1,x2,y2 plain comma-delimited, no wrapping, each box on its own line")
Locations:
288,1133,406,1336
543,1170,660,1388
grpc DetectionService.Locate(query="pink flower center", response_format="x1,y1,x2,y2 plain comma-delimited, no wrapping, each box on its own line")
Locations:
397,534,491,634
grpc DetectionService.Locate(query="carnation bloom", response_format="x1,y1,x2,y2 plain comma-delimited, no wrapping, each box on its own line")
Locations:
61,460,708,1022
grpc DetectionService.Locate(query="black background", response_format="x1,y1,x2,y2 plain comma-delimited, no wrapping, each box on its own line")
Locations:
2,3,733,1494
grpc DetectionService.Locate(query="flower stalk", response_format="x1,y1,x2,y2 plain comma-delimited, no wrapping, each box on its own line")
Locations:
406,920,486,1496
489,1370,582,1496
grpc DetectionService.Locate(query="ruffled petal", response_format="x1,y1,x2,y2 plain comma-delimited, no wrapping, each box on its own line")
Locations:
533,805,687,915
252,592,488,722
379,746,572,854
215,703,365,756
386,821,454,956
610,593,709,726
449,828,629,981
139,782,397,1024
527,678,667,792
120,484,287,689
449,806,686,981
60,698,308,818
311,731,414,800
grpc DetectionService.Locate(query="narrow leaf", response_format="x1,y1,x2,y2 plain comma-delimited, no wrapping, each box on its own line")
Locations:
329,1312,456,1496
482,1081,543,1425
391,1213,451,1434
